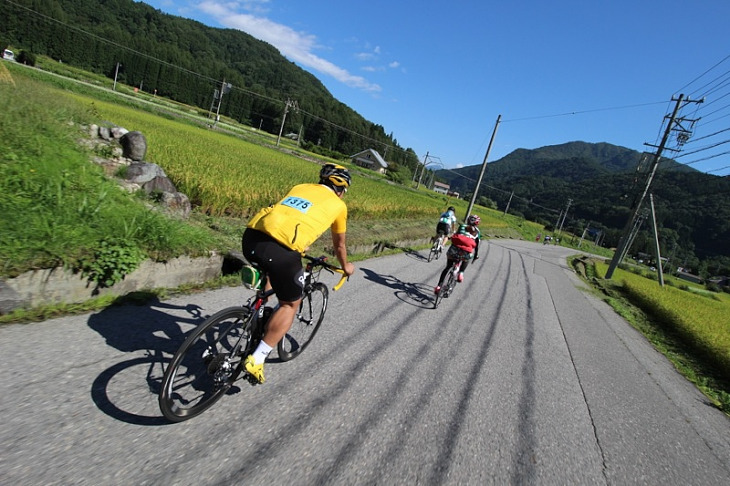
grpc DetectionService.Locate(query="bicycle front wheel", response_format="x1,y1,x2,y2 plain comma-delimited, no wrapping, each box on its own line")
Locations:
443,271,457,298
278,282,328,361
159,307,251,422
433,282,444,308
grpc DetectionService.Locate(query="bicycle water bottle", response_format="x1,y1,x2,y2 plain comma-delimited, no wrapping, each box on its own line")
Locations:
241,265,262,290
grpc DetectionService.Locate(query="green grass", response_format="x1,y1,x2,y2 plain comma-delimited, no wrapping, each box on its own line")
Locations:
0,70,227,278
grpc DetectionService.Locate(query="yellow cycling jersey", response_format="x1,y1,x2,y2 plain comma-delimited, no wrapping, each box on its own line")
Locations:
247,183,347,253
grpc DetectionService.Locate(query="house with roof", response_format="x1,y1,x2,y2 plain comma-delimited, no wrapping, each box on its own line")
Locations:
433,181,450,195
350,149,388,175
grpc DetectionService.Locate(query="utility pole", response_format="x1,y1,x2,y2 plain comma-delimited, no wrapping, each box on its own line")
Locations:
605,94,702,279
554,210,563,233
416,151,429,189
214,80,231,127
113,62,121,91
276,98,298,146
411,157,421,185
649,194,665,287
466,115,501,221
557,198,572,236
578,221,593,248
619,211,646,263
504,190,514,215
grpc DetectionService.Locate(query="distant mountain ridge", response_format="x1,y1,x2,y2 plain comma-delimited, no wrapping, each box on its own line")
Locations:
470,141,695,181
436,141,729,266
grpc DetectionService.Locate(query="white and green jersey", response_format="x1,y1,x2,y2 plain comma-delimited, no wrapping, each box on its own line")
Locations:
439,210,456,226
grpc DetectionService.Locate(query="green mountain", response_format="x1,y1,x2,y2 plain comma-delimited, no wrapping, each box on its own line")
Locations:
1,0,419,172
437,141,730,271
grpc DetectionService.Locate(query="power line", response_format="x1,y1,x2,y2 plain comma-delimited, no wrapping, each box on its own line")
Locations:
502,101,667,123
678,53,730,94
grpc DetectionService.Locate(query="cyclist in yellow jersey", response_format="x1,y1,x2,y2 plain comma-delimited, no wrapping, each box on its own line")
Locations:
241,163,355,383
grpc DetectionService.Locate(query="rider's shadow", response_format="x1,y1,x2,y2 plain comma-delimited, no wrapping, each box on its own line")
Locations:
87,297,207,426
360,267,434,308
402,246,429,262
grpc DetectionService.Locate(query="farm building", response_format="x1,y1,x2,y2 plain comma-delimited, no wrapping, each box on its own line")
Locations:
350,149,388,175
433,181,450,195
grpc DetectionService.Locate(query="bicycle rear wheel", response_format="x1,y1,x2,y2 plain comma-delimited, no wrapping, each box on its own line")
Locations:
159,307,252,422
278,282,328,361
427,247,437,262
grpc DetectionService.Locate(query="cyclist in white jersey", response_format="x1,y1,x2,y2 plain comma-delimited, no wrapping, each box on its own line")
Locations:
434,206,457,243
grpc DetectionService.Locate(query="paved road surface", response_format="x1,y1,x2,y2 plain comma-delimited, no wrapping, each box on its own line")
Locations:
1,239,729,484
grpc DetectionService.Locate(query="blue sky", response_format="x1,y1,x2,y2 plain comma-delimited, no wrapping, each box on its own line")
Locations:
142,0,730,175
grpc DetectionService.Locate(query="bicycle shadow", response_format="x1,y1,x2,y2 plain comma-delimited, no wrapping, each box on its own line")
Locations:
87,297,210,426
401,246,429,262
360,267,434,308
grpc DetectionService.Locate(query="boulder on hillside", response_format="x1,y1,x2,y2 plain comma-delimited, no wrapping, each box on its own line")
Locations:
161,192,191,218
126,162,167,184
120,131,147,161
143,175,177,194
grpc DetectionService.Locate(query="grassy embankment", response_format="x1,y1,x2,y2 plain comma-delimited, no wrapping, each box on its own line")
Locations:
0,62,552,313
574,257,730,413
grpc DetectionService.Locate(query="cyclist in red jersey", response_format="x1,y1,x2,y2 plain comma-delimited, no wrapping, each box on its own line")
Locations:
435,214,481,294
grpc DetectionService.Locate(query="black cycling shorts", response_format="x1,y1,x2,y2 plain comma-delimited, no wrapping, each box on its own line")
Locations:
436,222,451,236
241,228,305,302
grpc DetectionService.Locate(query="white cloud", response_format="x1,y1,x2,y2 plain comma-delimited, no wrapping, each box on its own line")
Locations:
389,61,400,69
198,1,381,93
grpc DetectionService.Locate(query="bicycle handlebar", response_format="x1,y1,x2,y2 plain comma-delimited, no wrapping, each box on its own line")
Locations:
304,255,350,291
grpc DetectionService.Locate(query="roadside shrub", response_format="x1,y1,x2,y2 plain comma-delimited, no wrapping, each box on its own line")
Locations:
81,239,145,287
17,50,37,66
706,282,720,293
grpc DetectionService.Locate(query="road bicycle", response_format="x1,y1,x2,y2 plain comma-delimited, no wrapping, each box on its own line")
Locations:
433,247,471,309
427,233,448,262
158,255,347,422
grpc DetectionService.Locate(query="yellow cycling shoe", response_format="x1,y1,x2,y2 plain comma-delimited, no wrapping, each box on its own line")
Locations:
244,355,265,384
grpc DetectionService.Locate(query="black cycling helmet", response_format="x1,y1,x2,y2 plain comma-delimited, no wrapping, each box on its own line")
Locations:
448,206,455,212
319,163,351,192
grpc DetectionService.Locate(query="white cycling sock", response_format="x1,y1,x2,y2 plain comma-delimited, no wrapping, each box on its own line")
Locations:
252,341,273,365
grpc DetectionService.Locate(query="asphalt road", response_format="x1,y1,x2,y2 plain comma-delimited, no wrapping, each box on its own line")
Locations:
2,239,729,485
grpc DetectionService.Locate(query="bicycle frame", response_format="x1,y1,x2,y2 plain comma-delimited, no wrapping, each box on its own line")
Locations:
242,255,347,354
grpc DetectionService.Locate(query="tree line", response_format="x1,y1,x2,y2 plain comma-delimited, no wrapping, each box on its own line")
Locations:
1,0,421,178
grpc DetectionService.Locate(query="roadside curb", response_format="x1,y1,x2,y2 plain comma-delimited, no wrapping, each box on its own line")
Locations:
0,238,434,315
0,253,224,314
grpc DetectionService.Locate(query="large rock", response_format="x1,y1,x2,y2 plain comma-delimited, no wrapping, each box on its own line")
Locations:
143,175,177,194
161,192,191,218
120,131,147,161
125,162,167,184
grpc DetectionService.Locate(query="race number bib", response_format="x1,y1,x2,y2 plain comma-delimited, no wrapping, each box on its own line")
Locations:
281,196,312,213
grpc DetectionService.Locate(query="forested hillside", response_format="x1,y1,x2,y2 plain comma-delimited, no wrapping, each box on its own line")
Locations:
1,0,419,176
438,142,730,274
